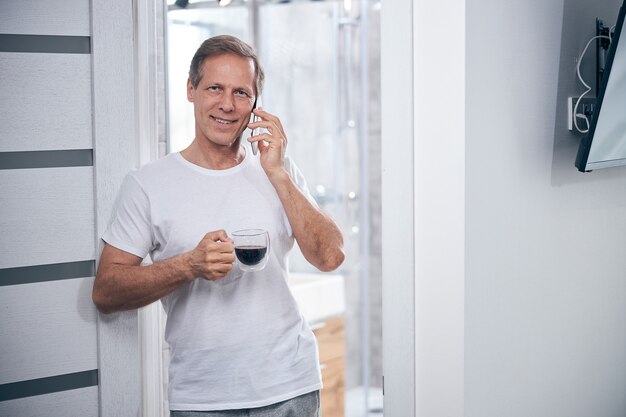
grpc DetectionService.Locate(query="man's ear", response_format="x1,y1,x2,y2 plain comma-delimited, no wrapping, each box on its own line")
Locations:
187,78,194,102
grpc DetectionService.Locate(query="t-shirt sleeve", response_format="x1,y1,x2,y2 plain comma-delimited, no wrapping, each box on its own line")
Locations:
101,173,153,258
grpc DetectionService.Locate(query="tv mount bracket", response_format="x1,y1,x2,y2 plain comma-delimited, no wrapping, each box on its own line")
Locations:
568,19,615,132
596,18,615,92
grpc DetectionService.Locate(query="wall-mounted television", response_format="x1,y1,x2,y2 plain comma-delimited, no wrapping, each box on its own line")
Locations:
575,0,626,172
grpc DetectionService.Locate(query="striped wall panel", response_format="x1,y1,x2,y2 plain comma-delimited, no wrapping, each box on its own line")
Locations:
0,0,90,36
0,0,100,413
0,52,93,153
0,167,95,269
0,278,97,385
0,386,98,417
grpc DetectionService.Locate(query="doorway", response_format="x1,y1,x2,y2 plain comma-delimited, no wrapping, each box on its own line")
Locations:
161,1,382,416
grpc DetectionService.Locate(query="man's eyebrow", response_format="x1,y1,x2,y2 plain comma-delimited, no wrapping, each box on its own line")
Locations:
204,81,253,94
234,85,254,94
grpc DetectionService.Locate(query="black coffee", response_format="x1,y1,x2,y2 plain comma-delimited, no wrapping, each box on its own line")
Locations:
235,245,267,266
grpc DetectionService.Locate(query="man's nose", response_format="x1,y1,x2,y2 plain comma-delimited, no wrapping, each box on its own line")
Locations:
219,94,234,112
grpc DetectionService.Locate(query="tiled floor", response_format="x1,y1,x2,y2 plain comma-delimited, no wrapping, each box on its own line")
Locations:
345,386,384,417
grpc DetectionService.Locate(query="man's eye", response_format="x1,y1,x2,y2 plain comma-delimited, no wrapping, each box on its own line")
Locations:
235,90,252,98
207,86,220,92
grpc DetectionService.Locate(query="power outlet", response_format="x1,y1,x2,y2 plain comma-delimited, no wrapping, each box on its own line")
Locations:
568,96,596,132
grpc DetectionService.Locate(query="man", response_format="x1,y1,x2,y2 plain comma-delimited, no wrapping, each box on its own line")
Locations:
92,35,345,416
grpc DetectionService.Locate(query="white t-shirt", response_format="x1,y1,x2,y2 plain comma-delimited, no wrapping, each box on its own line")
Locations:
102,147,322,410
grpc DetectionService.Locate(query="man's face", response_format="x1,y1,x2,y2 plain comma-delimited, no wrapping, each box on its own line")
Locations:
187,54,256,150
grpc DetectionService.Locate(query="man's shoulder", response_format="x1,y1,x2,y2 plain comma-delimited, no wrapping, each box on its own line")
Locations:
127,153,181,188
134,153,179,177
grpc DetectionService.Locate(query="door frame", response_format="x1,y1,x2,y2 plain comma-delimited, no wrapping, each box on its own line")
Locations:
132,1,470,416
380,1,416,415
134,0,167,416
92,0,142,415
381,0,466,416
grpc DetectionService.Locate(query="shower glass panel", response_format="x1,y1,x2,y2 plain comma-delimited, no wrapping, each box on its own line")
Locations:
165,1,381,416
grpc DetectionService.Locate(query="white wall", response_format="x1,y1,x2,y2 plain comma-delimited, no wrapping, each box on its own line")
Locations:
465,0,626,416
384,0,626,416
413,0,466,415
382,0,466,414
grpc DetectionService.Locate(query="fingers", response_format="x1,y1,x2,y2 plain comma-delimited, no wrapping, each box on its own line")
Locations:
193,230,236,280
251,107,280,126
249,108,287,144
206,233,235,259
247,119,286,152
200,230,234,258
248,131,286,152
247,108,288,178
204,229,232,243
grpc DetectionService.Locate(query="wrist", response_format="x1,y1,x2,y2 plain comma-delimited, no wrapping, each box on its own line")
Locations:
267,167,290,186
178,252,196,281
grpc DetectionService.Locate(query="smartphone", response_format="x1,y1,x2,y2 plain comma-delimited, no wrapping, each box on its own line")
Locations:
249,96,262,155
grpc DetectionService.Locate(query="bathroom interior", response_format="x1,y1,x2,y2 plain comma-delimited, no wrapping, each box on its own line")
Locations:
161,1,383,416
3,0,626,416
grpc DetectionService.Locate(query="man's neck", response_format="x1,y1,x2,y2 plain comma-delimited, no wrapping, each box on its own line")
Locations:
180,138,245,170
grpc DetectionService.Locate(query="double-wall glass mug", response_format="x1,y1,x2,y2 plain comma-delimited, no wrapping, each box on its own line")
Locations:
232,229,270,272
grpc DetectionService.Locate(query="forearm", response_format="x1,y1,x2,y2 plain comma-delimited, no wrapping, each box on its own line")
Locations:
93,253,193,314
269,170,345,271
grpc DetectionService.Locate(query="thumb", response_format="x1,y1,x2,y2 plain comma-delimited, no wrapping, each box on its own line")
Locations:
205,229,231,243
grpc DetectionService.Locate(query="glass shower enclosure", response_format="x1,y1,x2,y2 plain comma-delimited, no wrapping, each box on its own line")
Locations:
164,1,381,415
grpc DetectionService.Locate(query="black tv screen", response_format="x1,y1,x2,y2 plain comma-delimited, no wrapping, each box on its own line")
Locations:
575,0,626,172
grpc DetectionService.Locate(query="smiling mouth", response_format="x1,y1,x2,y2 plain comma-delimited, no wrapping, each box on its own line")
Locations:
211,116,236,125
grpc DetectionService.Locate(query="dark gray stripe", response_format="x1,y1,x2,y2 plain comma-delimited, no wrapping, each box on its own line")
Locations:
0,261,95,287
0,370,98,402
0,150,93,170
0,34,90,54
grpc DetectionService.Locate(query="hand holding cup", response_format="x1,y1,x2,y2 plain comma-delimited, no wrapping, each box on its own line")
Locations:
188,230,235,280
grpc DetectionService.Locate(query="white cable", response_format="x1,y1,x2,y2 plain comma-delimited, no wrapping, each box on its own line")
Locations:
610,25,616,41
574,34,611,133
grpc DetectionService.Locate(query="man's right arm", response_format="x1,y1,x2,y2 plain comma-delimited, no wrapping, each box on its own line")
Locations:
92,230,235,314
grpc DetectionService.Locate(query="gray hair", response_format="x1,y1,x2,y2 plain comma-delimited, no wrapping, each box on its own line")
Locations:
188,35,265,96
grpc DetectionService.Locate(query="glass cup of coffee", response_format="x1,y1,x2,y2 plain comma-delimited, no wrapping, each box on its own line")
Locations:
232,229,270,272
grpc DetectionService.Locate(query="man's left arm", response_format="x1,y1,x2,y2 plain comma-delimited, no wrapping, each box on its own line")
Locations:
249,107,345,272
271,171,345,272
